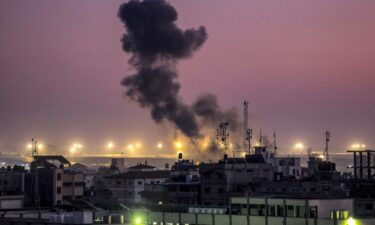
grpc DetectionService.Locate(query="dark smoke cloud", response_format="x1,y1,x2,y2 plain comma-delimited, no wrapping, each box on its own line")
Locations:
119,0,207,138
193,94,240,133
119,0,241,150
118,0,207,64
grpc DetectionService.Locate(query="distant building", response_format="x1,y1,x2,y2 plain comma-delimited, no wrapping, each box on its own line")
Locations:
142,154,201,207
25,155,85,208
67,163,96,194
0,166,26,209
128,162,156,172
111,158,125,171
104,169,170,205
200,153,274,207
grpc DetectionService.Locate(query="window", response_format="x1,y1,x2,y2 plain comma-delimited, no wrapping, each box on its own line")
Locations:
218,188,224,193
75,182,84,187
204,187,211,193
57,187,61,194
57,173,62,181
322,185,331,191
138,181,143,185
116,181,121,185
269,205,276,216
63,182,72,187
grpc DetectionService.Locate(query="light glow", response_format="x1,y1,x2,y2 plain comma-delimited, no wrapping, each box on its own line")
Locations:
294,143,304,149
107,142,114,149
347,217,356,225
157,142,163,149
175,141,182,149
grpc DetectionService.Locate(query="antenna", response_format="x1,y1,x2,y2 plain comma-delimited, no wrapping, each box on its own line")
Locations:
273,129,277,154
246,128,252,154
31,138,38,158
259,129,262,147
243,100,249,153
324,131,330,161
217,121,230,159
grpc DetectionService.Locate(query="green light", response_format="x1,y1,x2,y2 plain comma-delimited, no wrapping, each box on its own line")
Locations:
347,217,356,225
134,217,142,224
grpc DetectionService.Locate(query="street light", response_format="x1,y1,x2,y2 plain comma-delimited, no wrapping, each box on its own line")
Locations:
107,142,114,149
294,143,304,149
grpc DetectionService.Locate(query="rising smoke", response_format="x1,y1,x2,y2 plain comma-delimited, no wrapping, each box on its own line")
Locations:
119,0,240,152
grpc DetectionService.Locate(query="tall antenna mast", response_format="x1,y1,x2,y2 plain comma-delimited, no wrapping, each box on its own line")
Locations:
324,131,330,161
217,121,230,159
246,128,252,154
31,138,38,158
259,129,262,147
273,130,277,154
243,100,249,152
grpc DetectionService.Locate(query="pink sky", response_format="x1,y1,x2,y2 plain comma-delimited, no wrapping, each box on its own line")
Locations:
1,0,374,156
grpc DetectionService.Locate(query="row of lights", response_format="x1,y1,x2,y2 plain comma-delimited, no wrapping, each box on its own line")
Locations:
26,140,184,155
27,140,368,153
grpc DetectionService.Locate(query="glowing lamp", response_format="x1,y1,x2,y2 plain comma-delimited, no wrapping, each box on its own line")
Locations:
347,217,356,225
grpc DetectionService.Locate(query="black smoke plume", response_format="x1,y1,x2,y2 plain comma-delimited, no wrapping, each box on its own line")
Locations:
119,0,206,138
119,0,240,151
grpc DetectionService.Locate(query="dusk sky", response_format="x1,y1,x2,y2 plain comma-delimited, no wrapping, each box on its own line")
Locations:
1,0,374,157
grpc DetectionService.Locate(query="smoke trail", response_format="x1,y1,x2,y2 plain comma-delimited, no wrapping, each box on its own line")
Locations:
119,0,241,152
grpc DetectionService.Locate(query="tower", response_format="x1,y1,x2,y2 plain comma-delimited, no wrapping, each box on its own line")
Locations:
324,131,330,161
217,121,230,159
243,100,249,152
273,129,277,154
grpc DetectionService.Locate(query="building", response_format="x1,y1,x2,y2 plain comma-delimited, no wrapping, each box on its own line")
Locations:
111,158,125,171
0,166,26,209
0,166,25,196
25,155,85,207
128,162,156,172
140,196,375,225
142,154,201,207
67,163,96,195
200,153,274,207
104,169,170,205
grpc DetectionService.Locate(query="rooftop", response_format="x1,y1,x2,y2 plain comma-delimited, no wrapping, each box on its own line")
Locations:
105,170,170,179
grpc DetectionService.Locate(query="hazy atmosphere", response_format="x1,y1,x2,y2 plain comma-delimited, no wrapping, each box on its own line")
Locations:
1,0,375,157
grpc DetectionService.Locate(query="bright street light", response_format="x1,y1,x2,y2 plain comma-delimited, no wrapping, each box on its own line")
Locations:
294,143,304,149
107,142,114,149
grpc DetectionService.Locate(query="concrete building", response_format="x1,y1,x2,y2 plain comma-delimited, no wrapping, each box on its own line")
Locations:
200,154,274,207
128,162,156,172
104,170,170,205
0,195,24,209
111,158,125,171
142,154,201,207
0,166,25,196
67,163,96,194
26,155,85,207
140,196,375,225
